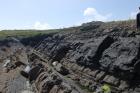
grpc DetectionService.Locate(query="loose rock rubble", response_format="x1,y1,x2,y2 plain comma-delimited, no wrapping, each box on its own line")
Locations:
0,38,31,93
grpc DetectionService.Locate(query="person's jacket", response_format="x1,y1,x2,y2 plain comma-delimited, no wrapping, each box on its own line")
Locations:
137,12,140,28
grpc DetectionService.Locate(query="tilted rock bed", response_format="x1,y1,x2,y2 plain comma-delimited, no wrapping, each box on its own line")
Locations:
26,53,81,93
0,37,81,93
32,22,140,93
0,21,139,93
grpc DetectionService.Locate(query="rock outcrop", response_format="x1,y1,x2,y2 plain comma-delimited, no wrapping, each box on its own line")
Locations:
33,20,140,92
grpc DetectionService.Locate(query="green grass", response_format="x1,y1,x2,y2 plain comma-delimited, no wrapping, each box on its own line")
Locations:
0,26,78,39
0,29,60,39
0,19,137,39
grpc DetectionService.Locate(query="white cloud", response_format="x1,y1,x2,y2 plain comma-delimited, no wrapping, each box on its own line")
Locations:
84,8,97,16
83,7,112,21
0,22,53,30
130,11,138,19
33,21,53,30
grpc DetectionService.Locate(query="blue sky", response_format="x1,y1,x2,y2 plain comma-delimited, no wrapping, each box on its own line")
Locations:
0,0,139,30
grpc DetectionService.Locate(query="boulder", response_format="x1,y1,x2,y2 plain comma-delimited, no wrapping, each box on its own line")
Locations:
68,36,114,68
100,37,140,79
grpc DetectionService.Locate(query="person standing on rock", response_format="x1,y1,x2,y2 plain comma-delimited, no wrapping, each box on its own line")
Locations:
136,7,140,30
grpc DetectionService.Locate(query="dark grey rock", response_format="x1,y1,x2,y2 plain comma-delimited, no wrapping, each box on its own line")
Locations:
100,37,140,80
103,75,119,86
31,21,140,92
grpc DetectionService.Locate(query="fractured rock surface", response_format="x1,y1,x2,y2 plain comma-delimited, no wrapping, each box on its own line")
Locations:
31,21,140,92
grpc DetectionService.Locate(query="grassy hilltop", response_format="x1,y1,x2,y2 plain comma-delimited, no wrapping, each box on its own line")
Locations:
0,19,136,39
